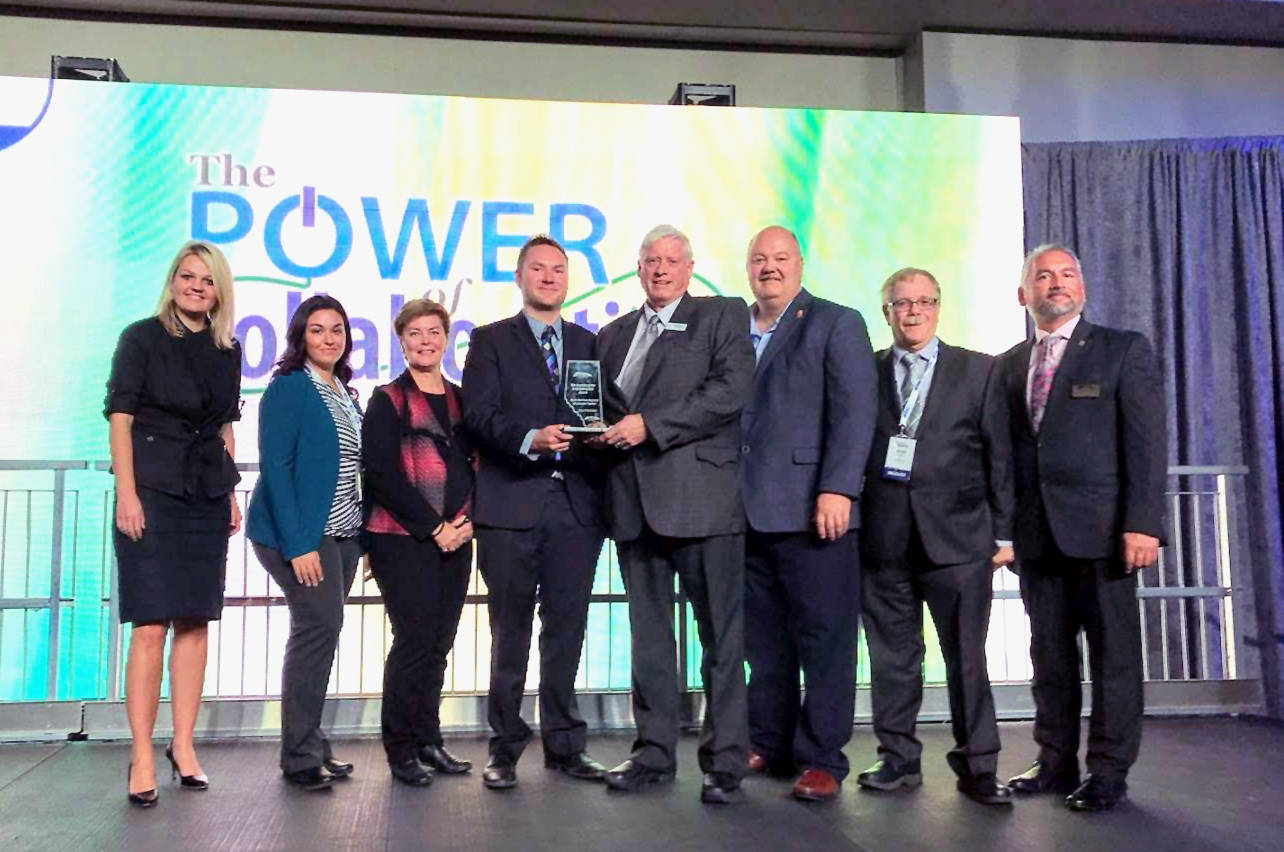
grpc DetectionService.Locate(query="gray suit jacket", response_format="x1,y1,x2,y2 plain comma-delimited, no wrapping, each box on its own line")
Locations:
740,289,877,533
860,341,1014,566
598,294,755,542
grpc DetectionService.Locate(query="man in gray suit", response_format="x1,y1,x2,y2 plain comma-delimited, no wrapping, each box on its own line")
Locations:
857,267,1016,807
739,225,877,801
596,224,756,805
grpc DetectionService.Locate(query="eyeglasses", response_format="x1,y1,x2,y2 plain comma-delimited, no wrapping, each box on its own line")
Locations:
886,297,940,312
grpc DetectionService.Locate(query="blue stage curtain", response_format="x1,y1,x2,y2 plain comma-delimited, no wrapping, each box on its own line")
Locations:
1022,137,1284,718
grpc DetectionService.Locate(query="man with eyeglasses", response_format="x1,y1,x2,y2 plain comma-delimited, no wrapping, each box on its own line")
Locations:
856,267,1016,807
739,226,877,801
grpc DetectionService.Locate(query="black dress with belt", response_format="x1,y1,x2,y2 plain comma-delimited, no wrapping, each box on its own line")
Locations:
105,317,241,624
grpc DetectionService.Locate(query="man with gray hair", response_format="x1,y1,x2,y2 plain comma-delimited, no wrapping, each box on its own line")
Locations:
997,244,1166,812
596,224,756,804
856,266,1014,806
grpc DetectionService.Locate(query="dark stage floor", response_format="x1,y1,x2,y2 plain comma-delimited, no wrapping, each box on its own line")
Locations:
2,718,1281,851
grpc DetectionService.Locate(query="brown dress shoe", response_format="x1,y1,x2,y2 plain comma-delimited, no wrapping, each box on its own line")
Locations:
792,768,840,801
747,751,767,773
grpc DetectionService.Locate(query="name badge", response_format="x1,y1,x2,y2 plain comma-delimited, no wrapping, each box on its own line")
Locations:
1071,383,1101,398
882,435,916,481
666,322,688,332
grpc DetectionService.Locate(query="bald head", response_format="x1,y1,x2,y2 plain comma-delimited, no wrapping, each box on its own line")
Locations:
747,226,804,312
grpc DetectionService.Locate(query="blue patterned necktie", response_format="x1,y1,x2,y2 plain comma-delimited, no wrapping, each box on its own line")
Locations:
541,325,560,395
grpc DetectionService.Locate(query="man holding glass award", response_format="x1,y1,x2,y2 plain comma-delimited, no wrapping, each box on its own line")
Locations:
461,235,609,791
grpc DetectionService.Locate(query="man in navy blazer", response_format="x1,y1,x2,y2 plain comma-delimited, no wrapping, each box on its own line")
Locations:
461,235,607,790
739,226,877,801
856,267,1015,807
997,244,1167,812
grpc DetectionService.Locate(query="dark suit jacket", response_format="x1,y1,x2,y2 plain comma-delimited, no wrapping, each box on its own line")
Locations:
461,312,603,529
860,341,1014,566
597,294,756,542
740,289,877,534
996,319,1167,562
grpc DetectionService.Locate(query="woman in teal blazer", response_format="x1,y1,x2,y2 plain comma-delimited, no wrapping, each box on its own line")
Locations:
246,294,365,792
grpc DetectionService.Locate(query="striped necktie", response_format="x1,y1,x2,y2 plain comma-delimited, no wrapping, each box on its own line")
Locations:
541,325,560,395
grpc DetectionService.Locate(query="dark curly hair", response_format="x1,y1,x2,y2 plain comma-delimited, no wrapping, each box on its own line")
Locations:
274,294,356,387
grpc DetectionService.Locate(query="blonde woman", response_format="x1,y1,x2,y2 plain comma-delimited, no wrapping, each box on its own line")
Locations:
105,240,242,807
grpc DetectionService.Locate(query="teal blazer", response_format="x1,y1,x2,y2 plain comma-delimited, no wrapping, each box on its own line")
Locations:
245,370,339,560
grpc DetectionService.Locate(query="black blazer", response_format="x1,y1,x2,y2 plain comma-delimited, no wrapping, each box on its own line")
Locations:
461,312,603,529
861,341,1014,566
996,319,1167,562
104,317,241,499
597,295,755,542
740,289,878,534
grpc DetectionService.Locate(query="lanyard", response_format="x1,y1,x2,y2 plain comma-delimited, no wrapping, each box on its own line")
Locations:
897,353,937,435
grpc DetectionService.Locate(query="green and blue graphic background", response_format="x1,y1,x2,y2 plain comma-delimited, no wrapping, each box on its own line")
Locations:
0,76,1027,702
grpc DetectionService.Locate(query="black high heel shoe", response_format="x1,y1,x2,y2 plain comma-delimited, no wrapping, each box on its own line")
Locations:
127,763,159,808
165,743,210,791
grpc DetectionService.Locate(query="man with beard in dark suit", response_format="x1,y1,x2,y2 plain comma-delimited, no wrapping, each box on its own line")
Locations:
462,235,608,790
595,224,756,805
997,244,1166,812
856,267,1015,807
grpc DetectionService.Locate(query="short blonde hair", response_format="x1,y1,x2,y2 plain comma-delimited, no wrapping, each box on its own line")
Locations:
155,241,236,350
395,298,451,337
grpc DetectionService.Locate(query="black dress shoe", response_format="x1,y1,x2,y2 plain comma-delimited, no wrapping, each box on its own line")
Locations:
700,772,745,805
127,763,159,808
419,744,471,775
323,758,354,779
603,759,675,792
390,758,434,787
1008,759,1080,795
283,767,334,792
165,744,209,791
856,759,923,791
957,773,1014,806
482,758,517,790
544,752,607,781
1065,775,1127,812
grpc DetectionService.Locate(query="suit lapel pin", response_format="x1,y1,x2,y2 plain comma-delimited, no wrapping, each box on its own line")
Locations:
795,309,804,319
1078,340,1086,346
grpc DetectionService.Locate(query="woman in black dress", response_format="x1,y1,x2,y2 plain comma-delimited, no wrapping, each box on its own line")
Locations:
363,298,475,786
105,241,242,807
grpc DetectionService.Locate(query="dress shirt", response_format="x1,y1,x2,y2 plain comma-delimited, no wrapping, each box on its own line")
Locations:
615,294,685,385
891,336,941,419
1025,312,1082,409
519,313,564,457
749,296,797,363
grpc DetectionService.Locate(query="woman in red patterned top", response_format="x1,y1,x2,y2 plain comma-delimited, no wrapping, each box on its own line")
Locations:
362,298,476,787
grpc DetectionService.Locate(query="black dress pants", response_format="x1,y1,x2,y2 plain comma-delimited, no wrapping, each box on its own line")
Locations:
862,529,1000,778
254,536,361,773
616,526,747,779
368,532,472,765
744,529,859,780
477,479,604,763
1019,555,1143,782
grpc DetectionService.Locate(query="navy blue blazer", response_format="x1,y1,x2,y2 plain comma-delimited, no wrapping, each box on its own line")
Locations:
461,312,604,530
740,288,878,534
996,319,1168,562
245,369,346,560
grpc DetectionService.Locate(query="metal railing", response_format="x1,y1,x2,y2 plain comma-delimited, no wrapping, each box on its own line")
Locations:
0,461,1257,718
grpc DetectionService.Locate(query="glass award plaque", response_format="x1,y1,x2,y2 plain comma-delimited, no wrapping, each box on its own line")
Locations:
564,359,607,433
